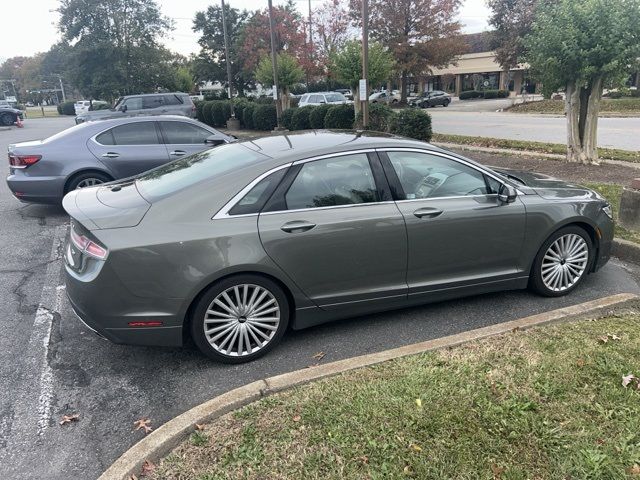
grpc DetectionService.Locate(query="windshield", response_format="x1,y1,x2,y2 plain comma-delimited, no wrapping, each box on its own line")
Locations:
112,97,123,109
326,93,346,102
135,143,269,201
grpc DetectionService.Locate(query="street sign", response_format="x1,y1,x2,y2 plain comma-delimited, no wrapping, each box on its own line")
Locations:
359,79,367,101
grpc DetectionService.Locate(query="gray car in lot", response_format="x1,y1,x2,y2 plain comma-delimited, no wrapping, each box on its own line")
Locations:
74,92,196,124
63,131,613,363
6,115,233,203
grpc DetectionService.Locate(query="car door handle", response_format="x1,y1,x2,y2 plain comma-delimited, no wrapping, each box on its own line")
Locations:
280,221,316,233
169,150,187,156
413,207,443,218
101,152,120,158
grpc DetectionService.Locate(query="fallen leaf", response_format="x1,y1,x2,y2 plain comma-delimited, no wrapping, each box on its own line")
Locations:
134,418,153,435
60,413,80,425
576,358,586,367
403,465,412,475
597,335,609,344
194,423,205,431
140,460,155,477
622,374,636,388
491,463,506,479
128,475,138,480
409,443,422,452
357,455,369,464
415,398,422,409
292,415,301,422
609,334,621,341
312,351,326,361
628,464,640,475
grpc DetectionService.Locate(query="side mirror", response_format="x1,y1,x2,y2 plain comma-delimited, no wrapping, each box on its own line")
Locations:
205,135,224,146
119,104,127,112
498,184,518,204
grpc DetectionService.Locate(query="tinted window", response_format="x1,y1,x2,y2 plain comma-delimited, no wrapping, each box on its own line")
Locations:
387,151,491,199
309,95,321,103
285,154,379,210
163,94,183,106
136,143,268,200
95,129,115,145
300,94,309,102
161,121,211,144
229,168,287,215
123,97,142,110
325,93,345,102
142,95,164,109
110,122,159,145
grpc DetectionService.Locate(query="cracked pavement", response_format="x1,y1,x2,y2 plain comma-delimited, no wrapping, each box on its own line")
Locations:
1,117,639,480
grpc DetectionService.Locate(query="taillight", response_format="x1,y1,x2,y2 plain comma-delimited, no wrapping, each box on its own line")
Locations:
70,227,108,260
8,154,41,168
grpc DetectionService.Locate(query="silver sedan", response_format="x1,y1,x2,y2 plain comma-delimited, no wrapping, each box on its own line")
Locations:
6,115,233,203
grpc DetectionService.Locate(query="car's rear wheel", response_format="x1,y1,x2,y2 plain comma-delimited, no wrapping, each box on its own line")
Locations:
443,99,450,107
530,226,593,297
191,275,290,363
66,172,112,192
0,113,14,126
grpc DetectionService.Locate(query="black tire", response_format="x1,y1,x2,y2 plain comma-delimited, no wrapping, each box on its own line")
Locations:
0,113,14,126
443,99,450,107
65,171,112,193
190,274,290,363
529,226,594,297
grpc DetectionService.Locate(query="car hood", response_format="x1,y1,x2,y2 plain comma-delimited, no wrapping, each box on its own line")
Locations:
491,167,603,201
62,182,151,230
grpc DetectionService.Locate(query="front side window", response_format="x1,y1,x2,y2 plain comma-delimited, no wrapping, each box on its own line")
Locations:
123,97,143,110
285,154,379,210
143,96,164,109
161,121,211,144
387,151,494,200
97,122,159,146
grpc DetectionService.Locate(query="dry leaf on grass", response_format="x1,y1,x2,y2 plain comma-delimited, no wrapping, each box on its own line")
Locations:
409,443,422,452
194,423,205,431
292,415,301,422
576,358,586,367
415,398,422,408
60,413,79,425
622,374,637,388
140,460,155,477
491,463,506,479
628,464,640,475
134,418,153,435
128,475,138,480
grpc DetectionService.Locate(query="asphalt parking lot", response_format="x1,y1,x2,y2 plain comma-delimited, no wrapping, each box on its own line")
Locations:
1,117,640,480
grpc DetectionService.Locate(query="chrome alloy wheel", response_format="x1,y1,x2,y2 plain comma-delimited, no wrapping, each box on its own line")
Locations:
75,178,105,189
203,284,281,357
541,233,589,292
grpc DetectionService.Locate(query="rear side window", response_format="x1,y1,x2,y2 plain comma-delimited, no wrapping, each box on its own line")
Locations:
229,168,288,215
96,122,160,145
160,121,211,144
143,96,164,109
163,94,183,106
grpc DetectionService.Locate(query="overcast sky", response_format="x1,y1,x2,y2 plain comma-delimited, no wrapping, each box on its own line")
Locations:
1,0,491,62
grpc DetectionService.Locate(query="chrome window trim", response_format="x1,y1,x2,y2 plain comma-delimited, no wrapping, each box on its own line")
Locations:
212,163,293,220
260,201,397,216
395,194,499,203
90,120,163,147
291,149,376,165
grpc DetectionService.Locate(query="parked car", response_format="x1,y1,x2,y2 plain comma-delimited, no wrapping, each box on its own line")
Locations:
74,100,109,115
410,90,452,108
25,102,34,107
7,116,233,203
62,131,613,363
299,92,348,107
0,104,24,126
75,92,196,124
334,88,353,100
369,91,400,104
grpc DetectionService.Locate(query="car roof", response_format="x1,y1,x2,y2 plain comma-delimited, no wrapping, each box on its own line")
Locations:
237,130,447,164
123,92,188,98
85,115,202,128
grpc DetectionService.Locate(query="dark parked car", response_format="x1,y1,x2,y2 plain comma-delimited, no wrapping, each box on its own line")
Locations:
63,131,613,363
410,90,451,108
7,116,233,203
0,104,24,126
75,92,196,124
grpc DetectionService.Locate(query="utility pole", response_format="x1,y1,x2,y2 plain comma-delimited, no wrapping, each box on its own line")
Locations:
58,76,66,103
220,0,235,118
361,0,369,127
267,0,282,128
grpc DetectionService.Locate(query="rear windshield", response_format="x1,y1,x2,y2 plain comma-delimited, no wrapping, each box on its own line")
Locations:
135,143,268,201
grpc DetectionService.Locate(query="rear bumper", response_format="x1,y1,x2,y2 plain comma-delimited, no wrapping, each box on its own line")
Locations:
64,242,185,347
6,173,66,204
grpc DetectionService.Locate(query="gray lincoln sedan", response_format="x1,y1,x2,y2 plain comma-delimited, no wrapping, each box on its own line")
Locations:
63,131,613,363
6,115,232,203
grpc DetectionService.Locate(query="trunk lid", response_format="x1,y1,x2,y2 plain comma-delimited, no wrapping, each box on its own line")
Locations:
62,181,151,230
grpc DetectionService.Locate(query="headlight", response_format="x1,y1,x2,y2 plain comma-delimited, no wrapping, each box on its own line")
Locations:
603,204,613,219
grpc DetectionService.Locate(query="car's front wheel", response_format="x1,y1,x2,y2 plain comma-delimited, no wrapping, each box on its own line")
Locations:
530,226,593,297
443,99,450,107
0,113,15,126
191,275,290,363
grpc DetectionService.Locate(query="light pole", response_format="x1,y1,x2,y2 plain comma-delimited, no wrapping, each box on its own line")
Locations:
361,0,369,127
57,76,66,102
220,0,235,119
267,0,282,128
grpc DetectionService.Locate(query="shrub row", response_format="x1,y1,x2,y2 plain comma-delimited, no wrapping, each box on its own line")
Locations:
57,100,77,115
282,103,431,142
195,99,277,131
459,89,509,100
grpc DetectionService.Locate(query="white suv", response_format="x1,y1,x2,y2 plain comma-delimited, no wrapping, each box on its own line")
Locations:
299,92,348,107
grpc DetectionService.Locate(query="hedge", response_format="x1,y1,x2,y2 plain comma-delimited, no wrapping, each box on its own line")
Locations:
459,89,509,100
459,90,483,100
253,104,277,130
195,101,205,122
324,104,354,129
232,97,252,126
242,103,257,129
309,104,332,129
281,108,295,130
58,100,77,116
291,106,314,130
390,109,432,142
355,102,394,132
210,101,231,127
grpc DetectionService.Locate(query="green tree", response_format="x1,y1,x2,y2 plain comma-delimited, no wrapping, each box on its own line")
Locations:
333,40,394,112
255,53,304,111
524,0,640,164
57,0,174,99
487,0,540,70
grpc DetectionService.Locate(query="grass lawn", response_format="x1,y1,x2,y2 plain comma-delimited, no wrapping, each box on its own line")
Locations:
507,98,640,115
24,106,60,118
431,133,640,164
150,314,640,480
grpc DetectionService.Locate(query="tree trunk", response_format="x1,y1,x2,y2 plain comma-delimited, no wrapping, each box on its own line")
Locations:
400,71,408,104
353,89,361,115
565,77,602,165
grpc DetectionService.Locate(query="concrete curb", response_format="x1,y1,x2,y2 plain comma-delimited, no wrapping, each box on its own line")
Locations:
99,292,638,480
613,238,640,265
